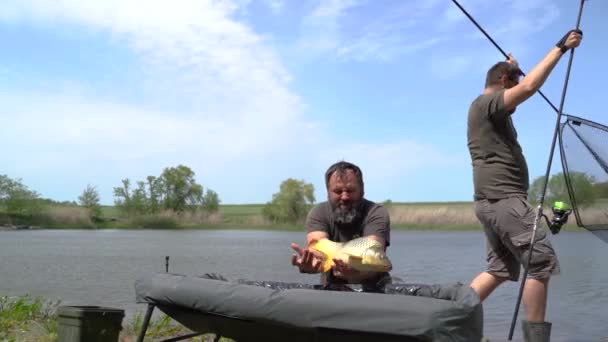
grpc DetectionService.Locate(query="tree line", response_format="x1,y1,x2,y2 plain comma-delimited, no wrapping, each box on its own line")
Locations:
0,165,221,225
112,165,220,217
1,167,606,227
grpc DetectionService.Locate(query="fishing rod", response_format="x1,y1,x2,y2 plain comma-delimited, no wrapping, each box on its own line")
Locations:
508,0,587,340
450,0,561,115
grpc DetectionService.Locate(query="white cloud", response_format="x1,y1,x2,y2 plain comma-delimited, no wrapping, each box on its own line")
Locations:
296,0,561,69
0,0,314,158
297,1,455,62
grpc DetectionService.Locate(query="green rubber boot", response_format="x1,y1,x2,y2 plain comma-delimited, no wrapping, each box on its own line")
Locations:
522,320,552,342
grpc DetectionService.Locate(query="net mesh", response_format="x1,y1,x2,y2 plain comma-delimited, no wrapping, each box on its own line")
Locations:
559,114,608,243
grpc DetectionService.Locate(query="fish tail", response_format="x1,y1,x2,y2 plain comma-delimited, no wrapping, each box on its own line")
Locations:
310,239,339,273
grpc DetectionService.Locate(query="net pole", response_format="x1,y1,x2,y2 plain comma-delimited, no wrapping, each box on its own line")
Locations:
508,0,587,339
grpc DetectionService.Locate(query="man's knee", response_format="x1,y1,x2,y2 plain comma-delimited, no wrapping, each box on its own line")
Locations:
510,230,561,279
527,250,559,279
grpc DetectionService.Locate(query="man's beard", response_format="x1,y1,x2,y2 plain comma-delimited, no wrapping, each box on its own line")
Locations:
332,200,363,225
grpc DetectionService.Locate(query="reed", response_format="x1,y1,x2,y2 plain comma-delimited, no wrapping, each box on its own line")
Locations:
387,203,478,225
42,206,95,228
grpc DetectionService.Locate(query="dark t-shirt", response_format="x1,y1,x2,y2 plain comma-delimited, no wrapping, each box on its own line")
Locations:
305,198,391,287
467,89,529,200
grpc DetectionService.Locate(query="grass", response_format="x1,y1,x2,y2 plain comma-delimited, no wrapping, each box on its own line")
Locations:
0,295,235,342
0,295,60,342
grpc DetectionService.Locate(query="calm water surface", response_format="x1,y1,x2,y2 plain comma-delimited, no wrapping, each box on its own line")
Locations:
1,229,607,341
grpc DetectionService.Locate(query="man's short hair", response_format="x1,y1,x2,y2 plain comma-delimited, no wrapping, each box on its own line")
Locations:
324,161,364,192
485,61,522,88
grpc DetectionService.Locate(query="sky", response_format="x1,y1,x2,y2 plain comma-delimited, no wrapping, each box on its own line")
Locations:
1,0,606,205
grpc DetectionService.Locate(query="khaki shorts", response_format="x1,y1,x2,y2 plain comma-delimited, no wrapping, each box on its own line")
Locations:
474,196,560,281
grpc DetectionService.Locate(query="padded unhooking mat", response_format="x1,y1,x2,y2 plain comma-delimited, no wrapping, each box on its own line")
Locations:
134,272,484,342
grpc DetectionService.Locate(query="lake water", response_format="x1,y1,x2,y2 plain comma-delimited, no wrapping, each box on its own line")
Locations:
1,229,607,341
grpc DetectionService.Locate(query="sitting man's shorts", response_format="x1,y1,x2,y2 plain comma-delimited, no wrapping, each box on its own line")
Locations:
474,196,560,281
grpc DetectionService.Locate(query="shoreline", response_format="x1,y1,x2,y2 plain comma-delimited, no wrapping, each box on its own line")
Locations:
0,223,587,232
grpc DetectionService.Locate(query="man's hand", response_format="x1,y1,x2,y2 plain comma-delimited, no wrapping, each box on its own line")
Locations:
556,29,583,53
331,258,359,279
506,53,519,68
564,29,583,49
291,243,324,274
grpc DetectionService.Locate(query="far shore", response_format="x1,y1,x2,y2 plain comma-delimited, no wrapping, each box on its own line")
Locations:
1,201,597,232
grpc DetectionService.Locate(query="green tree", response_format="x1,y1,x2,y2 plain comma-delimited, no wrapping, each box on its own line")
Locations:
78,184,102,220
112,165,218,216
146,175,162,213
0,175,44,217
157,165,204,212
202,189,221,212
262,178,315,224
528,171,597,207
113,179,141,216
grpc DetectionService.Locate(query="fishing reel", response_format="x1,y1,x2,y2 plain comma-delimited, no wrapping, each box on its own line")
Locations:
542,201,573,235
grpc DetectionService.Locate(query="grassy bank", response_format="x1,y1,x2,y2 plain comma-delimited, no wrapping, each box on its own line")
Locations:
1,201,601,232
0,295,234,342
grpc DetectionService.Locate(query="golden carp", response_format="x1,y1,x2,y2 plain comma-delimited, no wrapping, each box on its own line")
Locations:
309,237,392,273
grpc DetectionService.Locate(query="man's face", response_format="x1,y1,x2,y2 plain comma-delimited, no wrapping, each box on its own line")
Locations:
327,169,363,224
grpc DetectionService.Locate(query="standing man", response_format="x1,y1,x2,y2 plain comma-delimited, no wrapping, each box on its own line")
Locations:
466,29,582,342
290,161,391,291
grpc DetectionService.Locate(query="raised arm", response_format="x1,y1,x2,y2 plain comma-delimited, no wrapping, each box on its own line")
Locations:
503,29,582,112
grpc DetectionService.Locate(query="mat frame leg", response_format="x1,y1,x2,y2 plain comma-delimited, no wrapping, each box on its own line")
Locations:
136,303,156,342
135,302,219,342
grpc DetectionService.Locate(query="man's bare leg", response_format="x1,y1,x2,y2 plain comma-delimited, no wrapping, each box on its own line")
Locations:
522,277,549,322
469,272,508,301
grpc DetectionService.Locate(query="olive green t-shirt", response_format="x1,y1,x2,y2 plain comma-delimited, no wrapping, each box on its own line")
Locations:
305,199,391,287
467,89,529,200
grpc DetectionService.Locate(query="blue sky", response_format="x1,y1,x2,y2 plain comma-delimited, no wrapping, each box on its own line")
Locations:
1,0,606,205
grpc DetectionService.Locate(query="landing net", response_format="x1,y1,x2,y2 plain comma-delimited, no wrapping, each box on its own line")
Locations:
559,114,608,243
